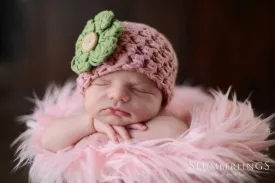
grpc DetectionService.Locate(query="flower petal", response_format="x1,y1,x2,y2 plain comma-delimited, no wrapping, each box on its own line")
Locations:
94,10,114,33
83,19,96,34
88,37,118,66
71,53,91,74
99,20,123,40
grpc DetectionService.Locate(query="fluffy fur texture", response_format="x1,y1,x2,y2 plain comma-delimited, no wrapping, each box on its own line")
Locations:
12,81,275,183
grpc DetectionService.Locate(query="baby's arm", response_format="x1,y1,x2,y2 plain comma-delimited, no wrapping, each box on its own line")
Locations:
41,112,95,152
129,115,188,141
41,112,123,152
42,112,148,152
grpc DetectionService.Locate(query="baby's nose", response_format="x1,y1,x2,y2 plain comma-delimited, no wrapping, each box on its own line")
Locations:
108,86,130,102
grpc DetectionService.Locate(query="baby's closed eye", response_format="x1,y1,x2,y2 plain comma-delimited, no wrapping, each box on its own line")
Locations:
132,86,151,94
92,80,111,86
131,83,154,94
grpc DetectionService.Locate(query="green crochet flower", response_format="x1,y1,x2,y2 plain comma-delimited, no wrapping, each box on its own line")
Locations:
71,10,123,74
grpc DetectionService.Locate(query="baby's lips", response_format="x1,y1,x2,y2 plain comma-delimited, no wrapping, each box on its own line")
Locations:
105,108,130,117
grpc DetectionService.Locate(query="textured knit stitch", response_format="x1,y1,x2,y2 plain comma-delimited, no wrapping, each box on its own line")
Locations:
77,21,178,104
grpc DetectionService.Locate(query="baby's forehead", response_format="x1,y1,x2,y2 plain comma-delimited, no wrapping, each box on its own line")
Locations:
97,71,154,84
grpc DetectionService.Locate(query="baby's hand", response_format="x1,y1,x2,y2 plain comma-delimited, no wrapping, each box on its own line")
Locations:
93,119,147,143
113,123,148,142
93,119,119,143
127,123,148,131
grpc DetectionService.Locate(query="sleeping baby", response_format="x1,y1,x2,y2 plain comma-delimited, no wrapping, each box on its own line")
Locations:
41,11,188,152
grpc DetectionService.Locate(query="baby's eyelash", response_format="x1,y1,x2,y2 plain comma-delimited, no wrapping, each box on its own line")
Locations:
132,87,151,94
93,81,111,86
94,83,108,86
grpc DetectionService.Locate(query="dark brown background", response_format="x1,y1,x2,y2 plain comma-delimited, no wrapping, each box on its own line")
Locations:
1,0,275,182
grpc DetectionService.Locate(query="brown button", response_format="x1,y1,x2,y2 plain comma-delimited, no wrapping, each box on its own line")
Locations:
81,32,98,52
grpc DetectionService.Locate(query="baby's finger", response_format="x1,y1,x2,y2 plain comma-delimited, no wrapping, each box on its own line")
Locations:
113,126,131,141
128,123,148,131
104,124,118,143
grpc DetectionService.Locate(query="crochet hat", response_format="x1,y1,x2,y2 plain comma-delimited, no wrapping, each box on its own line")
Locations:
72,10,178,105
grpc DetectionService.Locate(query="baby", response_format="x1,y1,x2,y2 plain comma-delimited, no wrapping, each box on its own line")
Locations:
41,11,188,152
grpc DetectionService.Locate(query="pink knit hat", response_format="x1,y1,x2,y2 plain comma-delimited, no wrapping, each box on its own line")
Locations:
72,11,178,105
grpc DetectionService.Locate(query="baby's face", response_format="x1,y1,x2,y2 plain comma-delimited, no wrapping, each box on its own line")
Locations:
84,70,163,126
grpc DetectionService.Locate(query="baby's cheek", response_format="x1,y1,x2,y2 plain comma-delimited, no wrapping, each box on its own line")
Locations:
134,103,160,122
84,98,99,117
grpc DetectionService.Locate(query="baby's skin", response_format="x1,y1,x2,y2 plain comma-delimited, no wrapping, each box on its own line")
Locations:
42,71,188,152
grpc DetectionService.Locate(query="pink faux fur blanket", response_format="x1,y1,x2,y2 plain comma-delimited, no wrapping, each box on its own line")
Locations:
12,81,275,183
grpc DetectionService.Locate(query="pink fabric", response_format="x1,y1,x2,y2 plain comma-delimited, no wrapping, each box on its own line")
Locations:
77,22,178,104
12,81,275,183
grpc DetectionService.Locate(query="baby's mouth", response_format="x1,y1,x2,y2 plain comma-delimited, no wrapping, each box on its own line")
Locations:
104,107,130,117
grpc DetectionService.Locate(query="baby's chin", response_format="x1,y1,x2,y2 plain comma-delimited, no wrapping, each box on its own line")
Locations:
99,115,135,126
